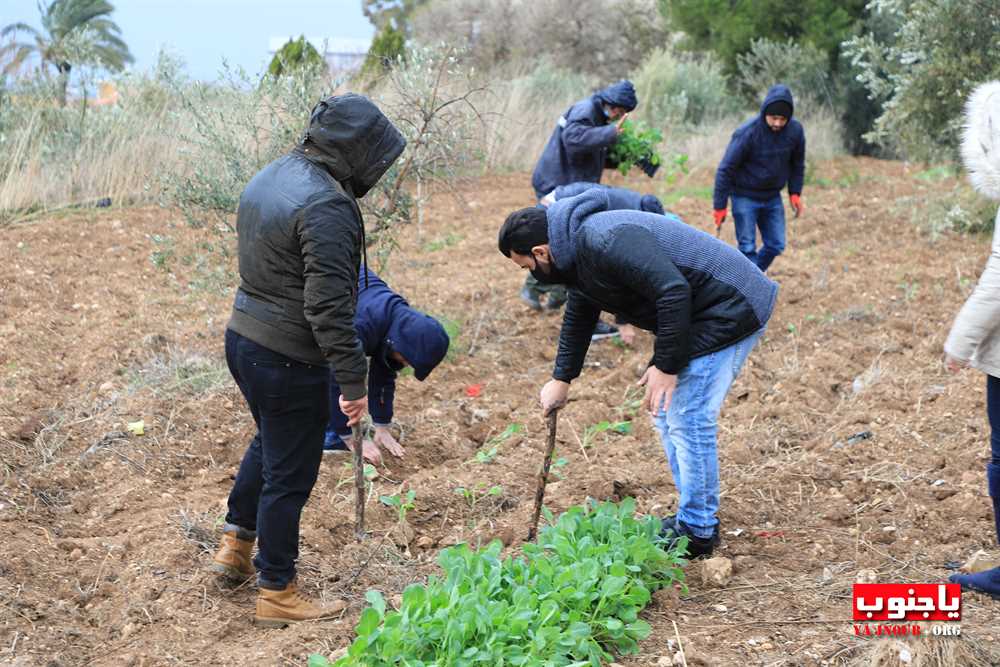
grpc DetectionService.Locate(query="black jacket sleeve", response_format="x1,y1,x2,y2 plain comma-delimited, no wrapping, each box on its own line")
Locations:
297,193,368,399
597,226,692,374
552,289,601,383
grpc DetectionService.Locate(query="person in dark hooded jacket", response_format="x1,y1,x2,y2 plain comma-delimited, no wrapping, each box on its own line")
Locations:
324,268,450,464
498,189,777,559
213,93,405,627
541,181,666,215
712,84,806,272
531,80,639,199
524,81,639,325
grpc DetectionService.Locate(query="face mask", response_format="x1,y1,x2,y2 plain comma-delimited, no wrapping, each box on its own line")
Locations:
531,259,573,286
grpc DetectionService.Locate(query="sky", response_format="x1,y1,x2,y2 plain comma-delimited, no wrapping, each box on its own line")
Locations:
3,0,374,81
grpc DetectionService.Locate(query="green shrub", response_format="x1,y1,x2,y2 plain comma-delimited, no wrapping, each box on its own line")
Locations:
268,36,325,78
360,24,406,79
632,48,739,128
736,38,836,110
843,0,1000,161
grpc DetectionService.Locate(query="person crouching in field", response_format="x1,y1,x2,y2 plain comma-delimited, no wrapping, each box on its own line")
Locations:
539,181,666,215
712,84,806,272
498,188,777,558
944,80,1000,599
214,94,404,626
523,81,639,339
324,268,450,464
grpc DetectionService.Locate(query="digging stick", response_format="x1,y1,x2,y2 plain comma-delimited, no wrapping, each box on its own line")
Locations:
353,423,366,540
527,410,560,541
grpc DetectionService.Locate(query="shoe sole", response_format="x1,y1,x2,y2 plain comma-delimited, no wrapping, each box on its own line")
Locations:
211,562,254,582
253,613,342,628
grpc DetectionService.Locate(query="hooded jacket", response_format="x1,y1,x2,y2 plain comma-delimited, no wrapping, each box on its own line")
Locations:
328,268,450,433
531,81,637,199
227,94,405,400
546,189,778,380
553,182,665,215
945,81,1000,377
713,84,806,211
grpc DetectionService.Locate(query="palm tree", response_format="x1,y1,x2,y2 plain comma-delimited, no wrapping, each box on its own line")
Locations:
1,0,134,106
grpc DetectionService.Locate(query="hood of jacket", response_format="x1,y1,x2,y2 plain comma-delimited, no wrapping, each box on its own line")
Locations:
962,80,1000,200
384,305,450,381
759,84,795,124
595,80,638,112
298,93,406,198
546,188,613,272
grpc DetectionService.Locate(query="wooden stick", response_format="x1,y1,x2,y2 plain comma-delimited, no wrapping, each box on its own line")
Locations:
673,620,688,667
527,410,559,541
353,424,366,541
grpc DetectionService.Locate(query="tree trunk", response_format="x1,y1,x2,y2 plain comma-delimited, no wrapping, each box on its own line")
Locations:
57,62,71,107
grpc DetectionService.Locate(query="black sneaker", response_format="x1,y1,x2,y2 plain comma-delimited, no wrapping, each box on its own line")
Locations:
659,515,720,559
520,287,542,311
591,320,620,341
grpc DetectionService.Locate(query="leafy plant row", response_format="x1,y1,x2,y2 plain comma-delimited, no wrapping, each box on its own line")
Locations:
309,498,687,667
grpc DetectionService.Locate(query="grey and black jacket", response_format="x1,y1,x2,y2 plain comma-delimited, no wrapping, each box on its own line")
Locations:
547,189,778,380
226,94,405,399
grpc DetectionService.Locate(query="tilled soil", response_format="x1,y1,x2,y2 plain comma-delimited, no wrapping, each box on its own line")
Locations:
1,159,998,666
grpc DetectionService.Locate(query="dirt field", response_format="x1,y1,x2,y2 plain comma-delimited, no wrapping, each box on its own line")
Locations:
2,158,999,666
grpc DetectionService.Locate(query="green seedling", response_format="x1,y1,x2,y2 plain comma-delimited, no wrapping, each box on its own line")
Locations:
583,420,633,448
453,482,503,510
466,423,523,465
380,489,416,524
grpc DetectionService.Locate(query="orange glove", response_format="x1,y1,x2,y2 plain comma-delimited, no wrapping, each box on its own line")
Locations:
789,194,803,218
713,209,727,226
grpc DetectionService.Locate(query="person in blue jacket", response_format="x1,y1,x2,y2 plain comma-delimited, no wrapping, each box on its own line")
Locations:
324,268,450,464
540,182,665,215
524,81,640,333
712,84,806,273
531,80,639,199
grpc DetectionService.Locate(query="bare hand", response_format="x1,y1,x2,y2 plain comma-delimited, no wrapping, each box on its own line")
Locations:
373,425,405,458
616,112,629,134
619,324,637,346
540,379,570,416
944,353,968,374
339,396,368,426
345,436,382,465
638,366,677,417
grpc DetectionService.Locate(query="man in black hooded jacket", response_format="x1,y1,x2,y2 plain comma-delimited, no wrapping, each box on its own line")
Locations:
211,93,405,627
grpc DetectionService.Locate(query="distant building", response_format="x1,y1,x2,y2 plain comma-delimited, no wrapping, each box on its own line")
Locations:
268,37,370,75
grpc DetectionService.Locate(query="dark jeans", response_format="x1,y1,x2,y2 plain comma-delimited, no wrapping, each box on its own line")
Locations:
523,273,568,306
223,329,329,589
732,195,786,272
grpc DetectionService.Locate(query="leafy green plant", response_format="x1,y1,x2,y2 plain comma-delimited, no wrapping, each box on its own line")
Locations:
453,482,502,511
608,119,662,176
309,498,688,666
467,423,523,465
583,420,633,449
380,489,416,524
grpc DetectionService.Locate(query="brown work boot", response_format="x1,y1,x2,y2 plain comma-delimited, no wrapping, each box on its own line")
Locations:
254,581,334,628
211,530,255,581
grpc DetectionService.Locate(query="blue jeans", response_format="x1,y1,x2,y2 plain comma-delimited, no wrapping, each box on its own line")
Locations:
732,195,786,272
652,329,764,538
987,375,1000,543
223,329,330,589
